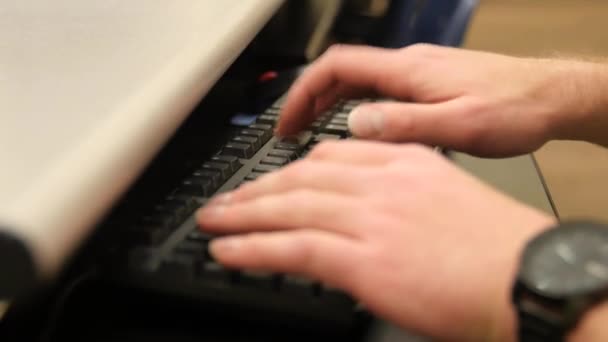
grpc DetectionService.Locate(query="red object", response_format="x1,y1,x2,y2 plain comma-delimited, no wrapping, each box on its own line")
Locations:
258,71,278,83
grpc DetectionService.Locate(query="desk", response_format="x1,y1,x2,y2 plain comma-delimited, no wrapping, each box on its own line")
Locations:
453,153,555,215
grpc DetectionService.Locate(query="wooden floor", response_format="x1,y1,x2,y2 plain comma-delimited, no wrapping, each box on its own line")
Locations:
464,0,608,220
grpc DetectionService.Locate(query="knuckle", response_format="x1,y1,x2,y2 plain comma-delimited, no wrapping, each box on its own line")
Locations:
287,232,318,269
318,44,348,68
324,44,348,59
456,101,491,150
399,44,446,74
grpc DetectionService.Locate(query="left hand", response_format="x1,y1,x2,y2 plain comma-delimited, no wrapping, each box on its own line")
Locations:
196,140,555,341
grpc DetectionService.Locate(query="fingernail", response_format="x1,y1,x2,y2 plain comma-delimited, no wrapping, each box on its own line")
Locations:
348,106,384,138
210,237,242,257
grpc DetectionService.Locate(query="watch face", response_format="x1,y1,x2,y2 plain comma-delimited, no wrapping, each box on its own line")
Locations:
521,222,608,298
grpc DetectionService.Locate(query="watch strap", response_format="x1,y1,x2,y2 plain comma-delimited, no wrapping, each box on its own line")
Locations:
516,306,567,342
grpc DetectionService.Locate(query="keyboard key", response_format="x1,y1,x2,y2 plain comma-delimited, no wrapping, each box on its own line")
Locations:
313,133,341,142
223,142,253,159
253,163,280,173
333,112,349,120
203,242,214,261
260,156,288,166
192,170,222,189
154,200,192,225
187,230,214,242
321,124,349,136
211,155,241,173
342,100,363,111
268,149,297,161
201,162,232,180
274,142,300,152
244,172,264,181
240,128,269,144
174,240,206,255
280,131,312,147
197,261,230,283
232,135,261,151
141,203,180,228
166,194,205,210
141,212,175,229
256,114,279,125
281,275,317,296
181,178,213,197
320,285,354,306
128,224,170,246
317,110,333,120
139,210,179,228
159,254,196,278
329,118,348,126
239,270,278,291
248,123,273,140
265,107,281,115
128,247,158,272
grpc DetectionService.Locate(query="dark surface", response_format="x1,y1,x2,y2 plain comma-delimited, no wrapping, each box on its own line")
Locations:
1,279,418,342
0,230,39,298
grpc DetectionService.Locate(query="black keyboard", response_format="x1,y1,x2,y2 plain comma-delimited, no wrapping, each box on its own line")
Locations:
97,97,375,333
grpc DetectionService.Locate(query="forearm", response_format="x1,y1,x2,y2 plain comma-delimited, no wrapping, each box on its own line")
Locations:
548,60,608,147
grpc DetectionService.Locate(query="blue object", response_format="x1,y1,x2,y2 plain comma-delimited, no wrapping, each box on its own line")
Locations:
380,0,479,48
230,113,258,126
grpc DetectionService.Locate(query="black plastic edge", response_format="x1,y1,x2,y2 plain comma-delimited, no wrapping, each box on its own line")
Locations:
0,228,39,299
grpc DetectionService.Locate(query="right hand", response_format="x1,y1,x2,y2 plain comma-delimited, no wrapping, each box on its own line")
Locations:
197,140,556,341
277,44,606,157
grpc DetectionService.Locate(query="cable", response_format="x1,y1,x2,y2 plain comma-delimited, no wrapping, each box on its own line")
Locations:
37,270,97,342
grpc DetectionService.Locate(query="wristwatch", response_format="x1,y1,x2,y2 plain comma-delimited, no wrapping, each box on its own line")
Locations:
513,221,608,341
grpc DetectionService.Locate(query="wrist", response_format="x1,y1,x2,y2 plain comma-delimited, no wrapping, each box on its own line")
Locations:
547,60,608,146
487,216,558,342
508,220,608,342
568,300,608,342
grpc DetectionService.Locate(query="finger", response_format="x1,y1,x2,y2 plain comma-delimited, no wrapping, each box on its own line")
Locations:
222,160,364,203
347,100,474,147
307,139,435,166
277,45,407,136
209,229,363,290
197,190,364,237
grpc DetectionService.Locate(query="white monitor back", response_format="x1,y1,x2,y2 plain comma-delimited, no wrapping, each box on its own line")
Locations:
0,0,283,289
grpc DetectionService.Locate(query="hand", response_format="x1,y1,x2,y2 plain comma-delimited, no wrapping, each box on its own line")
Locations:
276,44,608,157
196,140,556,341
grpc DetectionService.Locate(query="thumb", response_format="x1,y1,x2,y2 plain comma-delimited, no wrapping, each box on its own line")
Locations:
347,101,468,146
